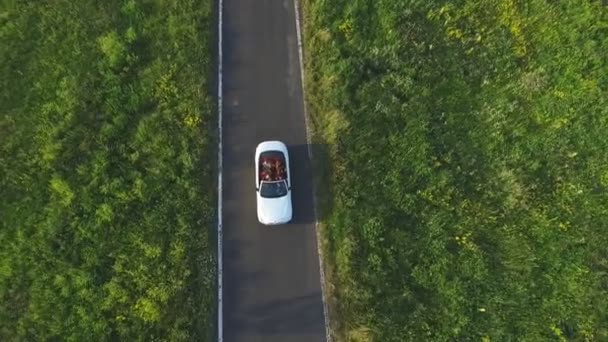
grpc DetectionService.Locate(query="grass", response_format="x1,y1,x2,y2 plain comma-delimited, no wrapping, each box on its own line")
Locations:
301,0,608,341
0,0,216,340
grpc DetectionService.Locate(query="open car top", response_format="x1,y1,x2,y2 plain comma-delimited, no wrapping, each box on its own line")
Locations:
258,151,287,183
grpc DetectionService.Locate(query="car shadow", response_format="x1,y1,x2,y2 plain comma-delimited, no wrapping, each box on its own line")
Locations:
287,143,326,225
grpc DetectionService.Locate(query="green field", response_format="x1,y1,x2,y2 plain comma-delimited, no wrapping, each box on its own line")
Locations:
0,0,215,340
302,0,608,341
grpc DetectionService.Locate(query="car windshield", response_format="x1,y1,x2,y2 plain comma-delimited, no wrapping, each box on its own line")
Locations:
259,180,288,198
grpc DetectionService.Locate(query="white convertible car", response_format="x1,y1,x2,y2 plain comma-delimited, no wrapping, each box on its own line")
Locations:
255,141,293,225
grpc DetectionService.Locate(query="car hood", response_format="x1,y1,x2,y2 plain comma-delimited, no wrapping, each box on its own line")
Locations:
257,194,292,225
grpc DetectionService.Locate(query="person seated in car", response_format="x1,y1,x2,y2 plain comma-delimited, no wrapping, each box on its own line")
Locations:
273,159,283,179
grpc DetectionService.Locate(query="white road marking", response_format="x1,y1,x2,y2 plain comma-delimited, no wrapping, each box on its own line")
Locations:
217,0,224,339
292,1,332,341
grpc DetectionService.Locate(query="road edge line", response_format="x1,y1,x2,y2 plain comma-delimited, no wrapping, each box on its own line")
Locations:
292,1,332,341
217,0,224,339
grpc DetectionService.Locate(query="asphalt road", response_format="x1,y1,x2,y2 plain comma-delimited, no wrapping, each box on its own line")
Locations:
221,0,327,341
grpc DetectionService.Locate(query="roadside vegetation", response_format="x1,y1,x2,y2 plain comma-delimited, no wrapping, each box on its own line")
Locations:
0,0,215,340
302,0,608,340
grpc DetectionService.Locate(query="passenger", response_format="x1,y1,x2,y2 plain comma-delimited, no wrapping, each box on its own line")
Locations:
270,165,278,180
274,160,283,179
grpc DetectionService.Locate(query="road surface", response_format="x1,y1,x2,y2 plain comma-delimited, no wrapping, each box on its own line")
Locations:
221,0,327,341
